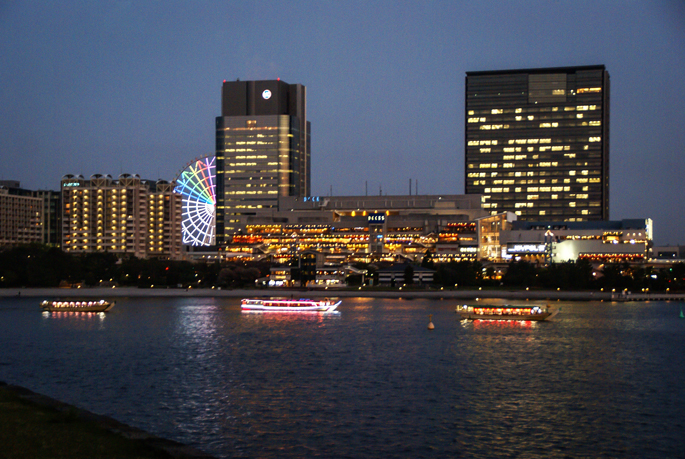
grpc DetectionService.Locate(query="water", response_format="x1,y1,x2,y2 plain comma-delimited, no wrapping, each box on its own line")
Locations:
1,296,684,458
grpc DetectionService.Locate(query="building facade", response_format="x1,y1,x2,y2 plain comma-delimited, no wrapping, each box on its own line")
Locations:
61,174,182,259
0,184,43,246
0,181,60,246
478,216,652,264
215,79,310,243
207,192,653,269
34,190,62,246
222,194,487,264
465,65,610,222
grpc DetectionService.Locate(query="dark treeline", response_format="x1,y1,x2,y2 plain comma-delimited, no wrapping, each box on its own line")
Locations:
433,257,685,292
0,245,271,289
2,245,684,292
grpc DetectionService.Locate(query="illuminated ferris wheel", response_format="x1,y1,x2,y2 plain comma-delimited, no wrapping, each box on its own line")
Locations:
174,156,216,246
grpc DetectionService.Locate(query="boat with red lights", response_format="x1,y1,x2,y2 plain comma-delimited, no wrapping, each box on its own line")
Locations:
241,298,341,312
457,304,558,321
40,300,115,313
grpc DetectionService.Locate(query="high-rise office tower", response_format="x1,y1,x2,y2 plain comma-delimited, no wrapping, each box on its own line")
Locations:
215,79,310,244
465,66,610,221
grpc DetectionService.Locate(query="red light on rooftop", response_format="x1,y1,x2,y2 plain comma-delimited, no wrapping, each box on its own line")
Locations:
277,77,280,81
223,80,226,83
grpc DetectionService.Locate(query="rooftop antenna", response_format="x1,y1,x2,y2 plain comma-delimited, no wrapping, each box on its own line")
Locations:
365,181,368,196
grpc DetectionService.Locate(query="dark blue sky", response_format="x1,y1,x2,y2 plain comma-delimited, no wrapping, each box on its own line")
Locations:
1,1,683,244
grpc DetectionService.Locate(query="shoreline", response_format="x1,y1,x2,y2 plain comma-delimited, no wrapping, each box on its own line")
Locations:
2,286,684,302
0,381,215,459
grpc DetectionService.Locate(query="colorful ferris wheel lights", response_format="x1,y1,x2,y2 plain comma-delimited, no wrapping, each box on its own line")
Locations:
174,156,216,247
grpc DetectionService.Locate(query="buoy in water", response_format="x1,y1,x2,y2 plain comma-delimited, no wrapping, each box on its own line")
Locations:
427,314,435,330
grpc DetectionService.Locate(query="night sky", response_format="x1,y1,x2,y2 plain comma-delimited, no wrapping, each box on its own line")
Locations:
1,1,683,244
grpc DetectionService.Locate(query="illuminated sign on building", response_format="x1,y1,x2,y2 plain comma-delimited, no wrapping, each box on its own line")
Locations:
508,244,546,253
303,196,321,202
368,213,385,224
62,182,81,187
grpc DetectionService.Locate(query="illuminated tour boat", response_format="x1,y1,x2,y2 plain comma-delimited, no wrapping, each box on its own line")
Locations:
457,304,558,321
40,300,115,313
241,298,341,313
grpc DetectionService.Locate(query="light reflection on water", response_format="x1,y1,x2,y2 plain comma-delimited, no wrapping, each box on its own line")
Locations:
1,296,684,458
467,319,539,329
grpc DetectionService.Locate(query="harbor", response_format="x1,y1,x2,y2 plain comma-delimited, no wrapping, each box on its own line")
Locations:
1,295,683,458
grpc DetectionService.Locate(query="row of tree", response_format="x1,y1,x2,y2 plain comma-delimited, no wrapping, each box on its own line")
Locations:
432,258,685,291
1,244,684,292
0,245,270,289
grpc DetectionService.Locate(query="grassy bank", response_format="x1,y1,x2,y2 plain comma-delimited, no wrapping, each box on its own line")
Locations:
0,382,214,459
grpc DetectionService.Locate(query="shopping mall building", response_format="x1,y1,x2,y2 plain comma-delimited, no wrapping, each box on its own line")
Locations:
215,194,653,267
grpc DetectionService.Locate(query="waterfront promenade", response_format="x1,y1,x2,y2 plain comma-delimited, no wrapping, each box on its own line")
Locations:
2,286,685,302
0,286,610,300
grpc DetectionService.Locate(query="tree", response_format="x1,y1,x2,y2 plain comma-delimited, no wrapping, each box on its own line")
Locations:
421,250,434,269
598,262,631,291
571,258,594,289
403,264,414,285
434,261,483,287
502,260,537,287
81,252,118,286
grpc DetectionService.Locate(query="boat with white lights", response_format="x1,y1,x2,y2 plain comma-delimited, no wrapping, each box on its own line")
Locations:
40,300,115,313
457,304,558,321
241,298,341,312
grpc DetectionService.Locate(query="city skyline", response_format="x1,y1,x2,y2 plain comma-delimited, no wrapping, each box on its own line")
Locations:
1,1,683,244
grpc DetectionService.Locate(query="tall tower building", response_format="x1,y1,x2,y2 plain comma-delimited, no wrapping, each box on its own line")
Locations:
215,79,310,244
465,66,610,221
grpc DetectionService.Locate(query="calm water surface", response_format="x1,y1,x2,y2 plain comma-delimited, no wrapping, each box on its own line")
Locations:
1,296,684,458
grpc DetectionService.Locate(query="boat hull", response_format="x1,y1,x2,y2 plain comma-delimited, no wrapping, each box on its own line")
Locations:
458,311,555,321
457,305,559,321
41,300,114,313
241,299,340,313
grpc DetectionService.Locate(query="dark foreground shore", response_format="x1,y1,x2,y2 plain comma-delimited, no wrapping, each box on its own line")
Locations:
0,381,215,459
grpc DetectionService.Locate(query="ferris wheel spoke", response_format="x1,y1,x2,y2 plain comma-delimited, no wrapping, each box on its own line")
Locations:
174,156,216,247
